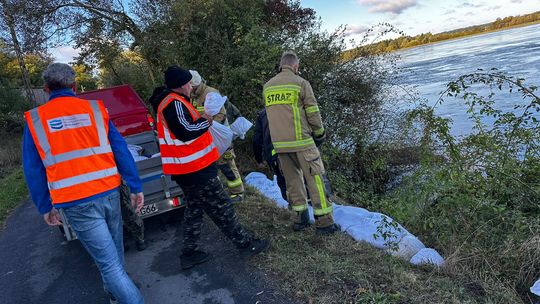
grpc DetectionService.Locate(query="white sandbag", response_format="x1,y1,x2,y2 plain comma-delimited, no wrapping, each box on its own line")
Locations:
151,152,161,158
410,248,445,266
245,172,289,208
209,121,233,155
204,92,227,116
531,279,540,296
230,117,253,139
389,233,426,260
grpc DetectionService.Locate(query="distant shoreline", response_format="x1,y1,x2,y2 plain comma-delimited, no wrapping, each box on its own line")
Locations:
394,21,540,53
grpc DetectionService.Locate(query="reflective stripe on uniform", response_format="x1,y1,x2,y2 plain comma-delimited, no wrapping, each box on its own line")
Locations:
291,203,308,212
305,105,319,114
263,85,301,107
313,127,325,137
227,177,243,188
313,204,333,216
161,142,216,164
271,149,276,156
29,100,111,168
273,138,315,149
314,174,327,210
48,167,118,190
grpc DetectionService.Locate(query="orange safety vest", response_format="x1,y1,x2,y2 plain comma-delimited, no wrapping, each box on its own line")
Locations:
24,97,121,204
157,92,219,174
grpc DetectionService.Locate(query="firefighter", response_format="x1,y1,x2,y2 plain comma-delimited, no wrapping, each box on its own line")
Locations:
148,66,269,270
263,51,340,234
189,70,244,202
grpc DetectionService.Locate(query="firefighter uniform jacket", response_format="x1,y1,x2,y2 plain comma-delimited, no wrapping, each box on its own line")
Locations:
263,65,325,153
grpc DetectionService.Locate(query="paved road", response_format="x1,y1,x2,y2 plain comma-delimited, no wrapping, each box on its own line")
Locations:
0,200,290,304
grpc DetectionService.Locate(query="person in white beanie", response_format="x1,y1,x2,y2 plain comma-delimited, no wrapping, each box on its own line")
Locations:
189,70,245,202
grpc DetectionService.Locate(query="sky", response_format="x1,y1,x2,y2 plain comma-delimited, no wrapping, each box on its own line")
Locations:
52,0,540,63
300,0,540,40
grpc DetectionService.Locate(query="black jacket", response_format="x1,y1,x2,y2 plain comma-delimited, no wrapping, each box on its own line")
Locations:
253,108,276,164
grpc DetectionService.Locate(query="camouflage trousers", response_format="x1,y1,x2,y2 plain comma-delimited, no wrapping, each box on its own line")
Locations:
120,185,144,242
179,177,252,254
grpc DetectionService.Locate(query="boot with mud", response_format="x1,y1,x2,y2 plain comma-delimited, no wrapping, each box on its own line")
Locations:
293,209,311,231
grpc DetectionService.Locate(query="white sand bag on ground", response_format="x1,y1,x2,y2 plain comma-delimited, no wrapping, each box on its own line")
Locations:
410,248,445,266
531,279,540,296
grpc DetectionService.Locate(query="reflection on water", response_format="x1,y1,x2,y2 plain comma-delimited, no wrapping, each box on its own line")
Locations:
397,23,540,137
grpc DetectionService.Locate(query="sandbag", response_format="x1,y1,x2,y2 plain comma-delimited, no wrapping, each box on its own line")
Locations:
209,121,233,155
230,117,253,139
531,279,540,296
204,92,227,116
410,248,445,266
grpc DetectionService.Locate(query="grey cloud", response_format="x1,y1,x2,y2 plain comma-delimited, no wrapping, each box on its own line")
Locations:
358,0,418,14
443,9,456,15
460,2,485,8
345,24,370,36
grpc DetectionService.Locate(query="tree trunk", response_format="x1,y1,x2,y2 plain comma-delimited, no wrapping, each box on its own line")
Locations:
1,0,36,107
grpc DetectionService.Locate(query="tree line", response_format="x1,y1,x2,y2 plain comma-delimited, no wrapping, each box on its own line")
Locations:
344,10,540,59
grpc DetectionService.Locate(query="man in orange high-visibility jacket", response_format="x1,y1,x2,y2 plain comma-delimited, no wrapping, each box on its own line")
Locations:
23,63,144,304
148,65,269,270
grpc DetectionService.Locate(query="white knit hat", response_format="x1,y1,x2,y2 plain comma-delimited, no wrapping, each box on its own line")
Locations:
189,70,202,86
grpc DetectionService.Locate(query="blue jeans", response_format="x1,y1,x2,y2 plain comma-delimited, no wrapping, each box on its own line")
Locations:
63,190,144,304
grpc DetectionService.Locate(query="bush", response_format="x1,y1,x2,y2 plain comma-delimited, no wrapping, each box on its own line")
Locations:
376,70,540,300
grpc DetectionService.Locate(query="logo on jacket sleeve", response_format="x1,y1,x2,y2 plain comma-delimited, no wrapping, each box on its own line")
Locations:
47,114,92,132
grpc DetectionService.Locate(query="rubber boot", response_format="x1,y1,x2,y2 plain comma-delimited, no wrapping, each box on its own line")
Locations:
293,210,311,231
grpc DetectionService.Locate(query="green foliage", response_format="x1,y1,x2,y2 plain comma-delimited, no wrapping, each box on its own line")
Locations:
0,168,26,229
377,70,540,300
74,64,97,92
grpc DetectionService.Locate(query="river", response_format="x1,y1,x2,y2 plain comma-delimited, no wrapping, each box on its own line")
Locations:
396,23,540,137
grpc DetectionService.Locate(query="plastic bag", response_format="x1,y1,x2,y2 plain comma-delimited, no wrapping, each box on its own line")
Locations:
204,92,227,116
230,117,253,139
531,279,540,296
209,121,233,155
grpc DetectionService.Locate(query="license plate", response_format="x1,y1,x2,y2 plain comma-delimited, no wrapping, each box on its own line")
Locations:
139,203,158,216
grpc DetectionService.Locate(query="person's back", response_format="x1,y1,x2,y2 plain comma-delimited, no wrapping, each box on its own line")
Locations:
263,51,339,234
263,63,324,153
23,63,145,304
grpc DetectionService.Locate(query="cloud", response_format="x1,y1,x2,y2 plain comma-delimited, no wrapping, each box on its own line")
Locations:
51,46,80,64
460,2,485,8
487,5,501,11
344,24,370,36
443,9,456,15
358,0,418,14
511,0,524,2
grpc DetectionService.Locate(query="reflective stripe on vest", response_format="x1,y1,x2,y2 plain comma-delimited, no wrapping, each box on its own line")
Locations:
273,138,315,149
161,142,216,164
28,100,112,168
48,167,118,190
157,93,219,174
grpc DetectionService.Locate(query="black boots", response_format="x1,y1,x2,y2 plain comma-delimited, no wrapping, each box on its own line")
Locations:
293,210,311,231
316,223,341,235
180,250,210,269
239,238,270,256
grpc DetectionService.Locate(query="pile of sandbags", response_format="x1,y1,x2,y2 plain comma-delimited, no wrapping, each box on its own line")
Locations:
245,172,444,266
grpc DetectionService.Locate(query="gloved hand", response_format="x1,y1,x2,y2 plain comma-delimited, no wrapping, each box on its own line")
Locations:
313,131,326,147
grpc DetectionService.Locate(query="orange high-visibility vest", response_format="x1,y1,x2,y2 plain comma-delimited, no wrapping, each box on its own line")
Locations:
25,97,121,204
157,93,218,174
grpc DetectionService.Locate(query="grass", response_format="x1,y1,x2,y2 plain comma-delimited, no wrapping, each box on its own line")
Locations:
0,168,27,228
0,134,27,228
235,187,524,304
